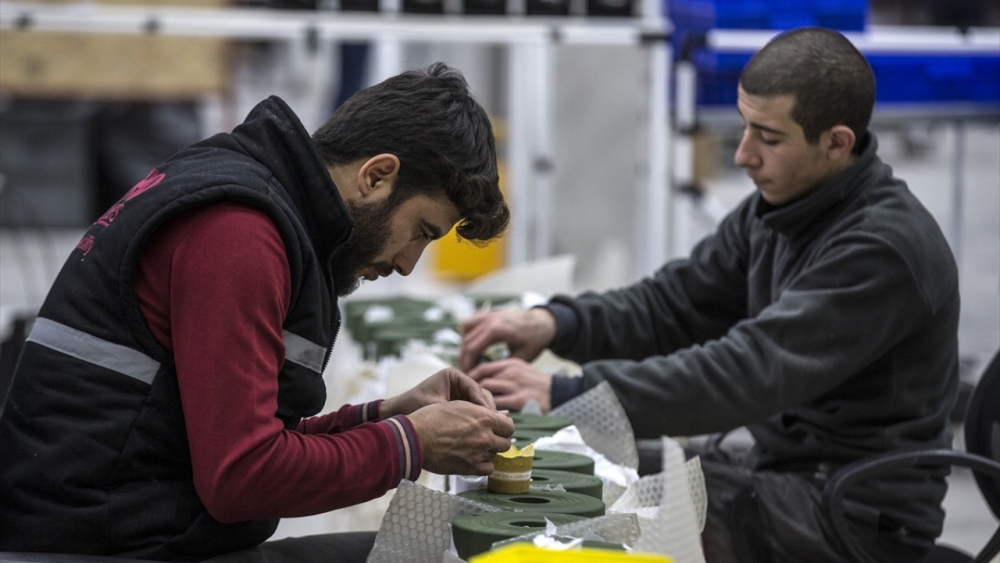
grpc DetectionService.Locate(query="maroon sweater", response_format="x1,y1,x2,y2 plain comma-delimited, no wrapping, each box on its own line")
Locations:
134,203,421,523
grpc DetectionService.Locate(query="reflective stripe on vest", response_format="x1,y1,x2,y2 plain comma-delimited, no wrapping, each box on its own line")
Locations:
26,318,327,385
27,317,162,385
282,330,327,373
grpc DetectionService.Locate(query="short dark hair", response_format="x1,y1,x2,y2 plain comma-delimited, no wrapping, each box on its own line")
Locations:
312,62,508,242
739,27,875,147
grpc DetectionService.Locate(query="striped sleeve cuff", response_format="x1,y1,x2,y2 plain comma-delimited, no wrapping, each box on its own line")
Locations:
349,400,383,427
382,415,422,483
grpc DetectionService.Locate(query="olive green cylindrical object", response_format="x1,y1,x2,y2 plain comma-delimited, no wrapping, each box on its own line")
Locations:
531,450,595,475
451,512,584,560
510,429,555,446
457,489,606,518
530,469,603,500
509,413,572,432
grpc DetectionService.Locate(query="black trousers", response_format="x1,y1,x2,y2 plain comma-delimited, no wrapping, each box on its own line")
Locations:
201,532,376,563
698,448,933,563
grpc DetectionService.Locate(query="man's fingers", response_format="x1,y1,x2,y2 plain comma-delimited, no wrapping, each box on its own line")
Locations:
491,434,513,454
458,327,493,372
447,369,485,401
470,358,529,382
494,394,526,412
473,460,495,476
480,376,520,398
490,410,515,437
467,360,506,382
459,313,515,371
480,387,497,411
463,384,494,410
459,311,489,335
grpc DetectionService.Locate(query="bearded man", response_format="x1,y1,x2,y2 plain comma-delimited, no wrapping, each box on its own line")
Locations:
1,63,514,563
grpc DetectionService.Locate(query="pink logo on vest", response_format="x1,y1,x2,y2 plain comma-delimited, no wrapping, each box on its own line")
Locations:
96,169,165,227
78,169,166,257
76,234,96,256
122,169,166,202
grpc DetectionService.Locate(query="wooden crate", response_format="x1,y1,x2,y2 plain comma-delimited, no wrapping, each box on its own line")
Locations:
0,0,232,100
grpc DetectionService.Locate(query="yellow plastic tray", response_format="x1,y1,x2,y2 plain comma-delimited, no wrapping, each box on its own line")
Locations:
469,544,674,563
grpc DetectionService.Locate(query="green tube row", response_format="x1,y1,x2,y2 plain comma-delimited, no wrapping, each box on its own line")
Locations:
510,428,556,446
509,413,572,432
457,489,606,519
531,450,595,476
530,469,603,500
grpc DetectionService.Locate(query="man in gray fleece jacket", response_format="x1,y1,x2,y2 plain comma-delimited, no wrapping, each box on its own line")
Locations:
459,27,959,563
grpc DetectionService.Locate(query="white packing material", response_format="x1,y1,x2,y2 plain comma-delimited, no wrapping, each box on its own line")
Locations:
550,381,640,469
623,436,707,563
367,480,501,563
448,474,487,494
490,512,642,553
532,425,639,507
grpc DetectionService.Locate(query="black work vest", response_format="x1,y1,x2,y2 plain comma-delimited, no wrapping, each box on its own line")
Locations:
0,97,352,561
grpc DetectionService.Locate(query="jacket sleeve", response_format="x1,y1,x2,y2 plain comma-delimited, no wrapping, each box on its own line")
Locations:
554,208,934,440
550,199,752,364
297,400,383,434
139,205,420,524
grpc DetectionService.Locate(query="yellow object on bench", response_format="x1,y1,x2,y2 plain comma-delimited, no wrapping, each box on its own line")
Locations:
470,543,674,563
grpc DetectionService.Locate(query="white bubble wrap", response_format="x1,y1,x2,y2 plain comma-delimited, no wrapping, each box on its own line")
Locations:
550,381,639,469
366,480,500,563
685,455,707,532
630,437,707,563
601,480,628,507
609,472,665,513
605,445,706,528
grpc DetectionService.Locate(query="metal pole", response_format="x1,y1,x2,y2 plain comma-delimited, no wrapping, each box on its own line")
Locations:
531,41,554,261
506,43,533,265
638,38,670,277
670,58,697,259
950,121,966,272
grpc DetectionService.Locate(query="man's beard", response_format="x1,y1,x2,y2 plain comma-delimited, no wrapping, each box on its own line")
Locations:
331,196,398,298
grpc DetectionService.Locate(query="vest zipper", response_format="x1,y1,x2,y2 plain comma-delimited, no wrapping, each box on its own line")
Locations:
321,224,353,376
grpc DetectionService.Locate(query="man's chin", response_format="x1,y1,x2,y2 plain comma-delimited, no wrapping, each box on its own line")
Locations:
336,278,365,298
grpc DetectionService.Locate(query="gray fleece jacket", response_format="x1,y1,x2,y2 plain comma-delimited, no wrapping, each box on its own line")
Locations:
548,132,960,541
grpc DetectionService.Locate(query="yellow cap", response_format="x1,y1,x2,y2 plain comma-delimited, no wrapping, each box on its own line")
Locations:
496,443,535,459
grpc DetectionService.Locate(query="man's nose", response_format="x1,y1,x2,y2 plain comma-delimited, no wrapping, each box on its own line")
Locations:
734,133,757,168
393,243,427,277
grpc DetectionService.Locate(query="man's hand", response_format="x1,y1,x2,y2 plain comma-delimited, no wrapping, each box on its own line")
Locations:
459,308,558,372
468,358,553,413
381,368,495,419
408,401,515,475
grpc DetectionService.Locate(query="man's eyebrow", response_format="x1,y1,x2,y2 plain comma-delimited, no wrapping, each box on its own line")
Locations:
748,121,786,136
422,220,445,240
736,107,786,136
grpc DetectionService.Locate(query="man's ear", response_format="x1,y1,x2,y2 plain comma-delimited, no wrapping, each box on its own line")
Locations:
826,125,856,162
357,154,400,198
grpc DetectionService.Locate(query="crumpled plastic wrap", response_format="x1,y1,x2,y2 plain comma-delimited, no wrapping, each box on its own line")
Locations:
491,512,642,552
532,426,638,507
610,436,707,563
366,480,500,563
551,381,639,469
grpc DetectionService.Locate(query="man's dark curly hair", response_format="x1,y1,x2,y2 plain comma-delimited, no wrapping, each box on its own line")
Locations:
311,62,508,243
740,27,875,152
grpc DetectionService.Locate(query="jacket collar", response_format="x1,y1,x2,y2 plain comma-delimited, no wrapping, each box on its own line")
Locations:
754,131,881,239
231,96,353,267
